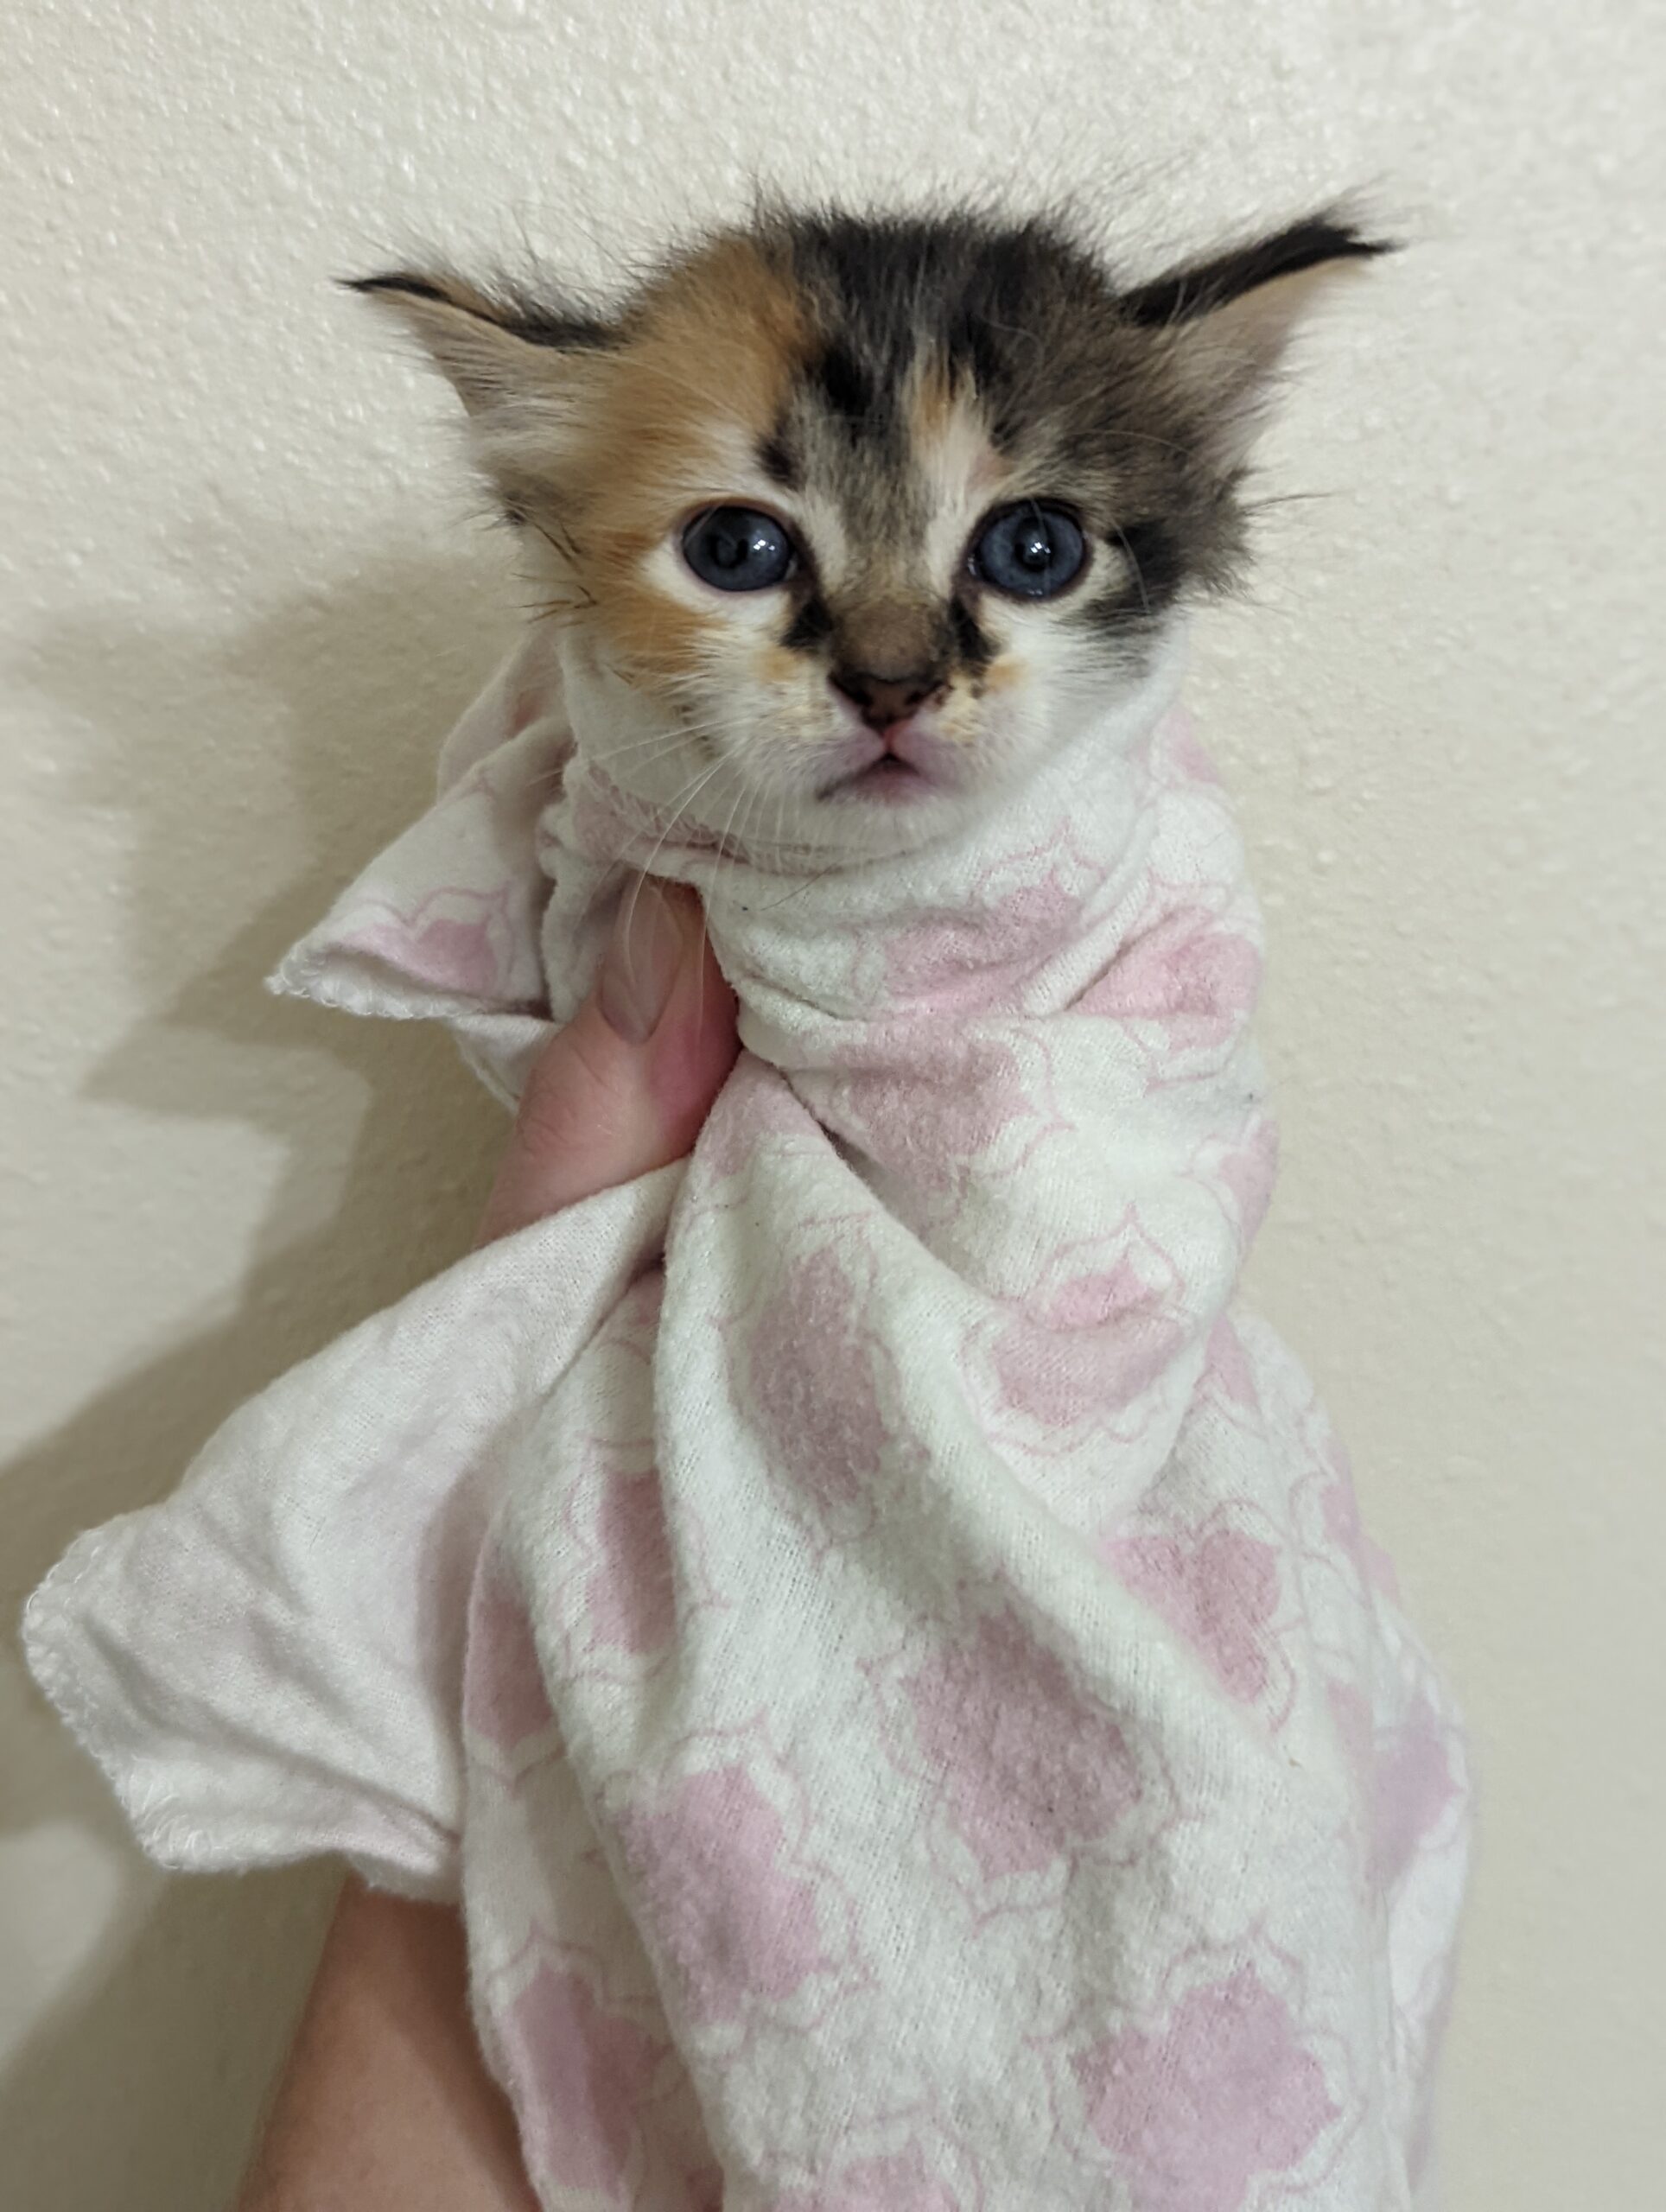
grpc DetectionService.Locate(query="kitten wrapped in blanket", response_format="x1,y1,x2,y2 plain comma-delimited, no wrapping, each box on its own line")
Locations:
26,206,1468,2209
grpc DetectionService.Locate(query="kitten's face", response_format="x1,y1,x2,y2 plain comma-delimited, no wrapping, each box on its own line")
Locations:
355,209,1383,861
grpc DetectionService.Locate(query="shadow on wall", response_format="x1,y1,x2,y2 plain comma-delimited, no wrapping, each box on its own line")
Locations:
1,551,522,2209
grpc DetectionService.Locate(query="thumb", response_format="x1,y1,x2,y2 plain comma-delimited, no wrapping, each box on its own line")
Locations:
474,880,739,1247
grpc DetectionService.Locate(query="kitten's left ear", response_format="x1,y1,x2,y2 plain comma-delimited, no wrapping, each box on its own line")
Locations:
341,268,615,416
1123,211,1396,458
342,266,617,524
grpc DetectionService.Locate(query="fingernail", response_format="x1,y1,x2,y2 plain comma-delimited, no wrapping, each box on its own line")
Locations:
597,879,687,1044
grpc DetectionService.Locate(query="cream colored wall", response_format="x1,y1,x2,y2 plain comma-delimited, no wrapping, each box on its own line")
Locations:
2,3,1659,2204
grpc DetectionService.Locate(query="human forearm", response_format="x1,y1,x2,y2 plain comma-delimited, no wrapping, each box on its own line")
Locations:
236,1878,537,2212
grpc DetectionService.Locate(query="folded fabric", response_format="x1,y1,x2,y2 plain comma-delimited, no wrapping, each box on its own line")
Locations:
25,621,1468,2210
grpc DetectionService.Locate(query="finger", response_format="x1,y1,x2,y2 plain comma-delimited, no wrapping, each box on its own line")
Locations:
474,881,738,1245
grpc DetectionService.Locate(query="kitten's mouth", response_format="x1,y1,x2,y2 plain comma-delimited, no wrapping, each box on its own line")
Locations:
822,755,933,802
816,728,953,803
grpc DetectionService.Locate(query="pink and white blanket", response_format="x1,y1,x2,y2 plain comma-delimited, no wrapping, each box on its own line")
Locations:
25,624,1467,2209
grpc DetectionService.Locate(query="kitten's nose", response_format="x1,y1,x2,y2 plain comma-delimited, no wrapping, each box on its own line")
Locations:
830,666,945,732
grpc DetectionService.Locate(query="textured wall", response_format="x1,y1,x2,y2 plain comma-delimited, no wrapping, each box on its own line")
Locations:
2,3,1660,2205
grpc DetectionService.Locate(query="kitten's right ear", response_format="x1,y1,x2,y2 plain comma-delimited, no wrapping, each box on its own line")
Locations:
1120,211,1396,466
341,269,615,417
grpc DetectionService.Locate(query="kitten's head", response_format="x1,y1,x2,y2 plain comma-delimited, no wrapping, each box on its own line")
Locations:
351,205,1389,861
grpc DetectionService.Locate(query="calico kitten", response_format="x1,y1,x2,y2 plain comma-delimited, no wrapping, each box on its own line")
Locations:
351,205,1387,861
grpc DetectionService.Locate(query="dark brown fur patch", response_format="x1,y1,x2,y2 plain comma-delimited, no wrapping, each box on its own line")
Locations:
1120,215,1394,327
742,204,1384,646
767,211,1216,631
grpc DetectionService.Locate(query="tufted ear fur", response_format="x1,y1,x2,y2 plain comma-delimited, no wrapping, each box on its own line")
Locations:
1122,212,1396,462
343,269,614,410
343,268,617,524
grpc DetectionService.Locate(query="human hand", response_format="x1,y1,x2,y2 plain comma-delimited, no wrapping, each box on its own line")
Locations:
475,878,740,1245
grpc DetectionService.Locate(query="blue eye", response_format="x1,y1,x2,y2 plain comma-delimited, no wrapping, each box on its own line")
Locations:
970,503,1087,599
681,505,798,592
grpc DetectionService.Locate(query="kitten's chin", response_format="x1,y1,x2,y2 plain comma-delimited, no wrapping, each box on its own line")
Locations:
819,756,938,802
785,769,1008,863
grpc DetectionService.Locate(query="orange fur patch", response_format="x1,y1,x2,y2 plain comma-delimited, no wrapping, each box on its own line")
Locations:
575,238,810,681
754,642,809,689
593,588,716,686
907,353,957,443
908,354,1007,505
